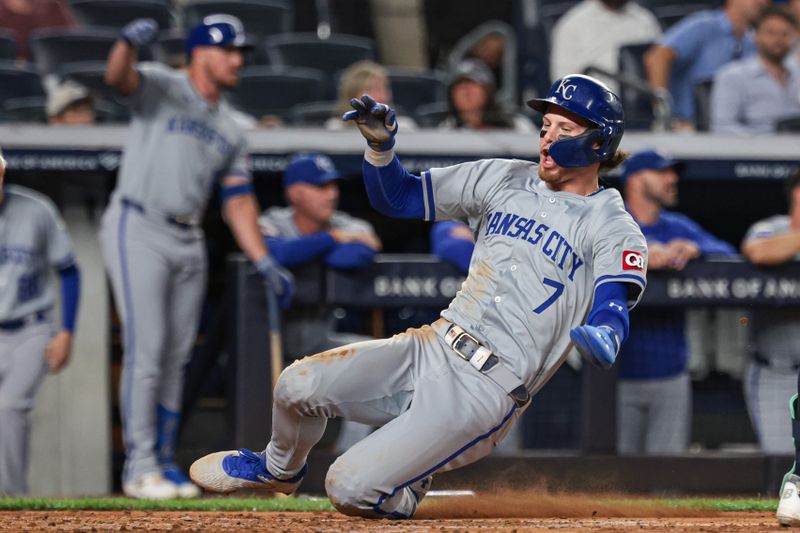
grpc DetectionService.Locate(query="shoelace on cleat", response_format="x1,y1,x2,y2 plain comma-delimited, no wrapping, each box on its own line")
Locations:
225,448,271,481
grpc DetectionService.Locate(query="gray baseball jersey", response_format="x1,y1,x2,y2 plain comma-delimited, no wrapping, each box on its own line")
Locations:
100,61,248,484
0,185,75,321
743,215,800,363
426,158,647,393
256,157,647,519
0,184,72,495
113,62,250,222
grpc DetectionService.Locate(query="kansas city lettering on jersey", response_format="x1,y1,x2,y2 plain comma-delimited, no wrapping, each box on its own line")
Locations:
484,211,584,281
0,246,35,265
166,116,234,156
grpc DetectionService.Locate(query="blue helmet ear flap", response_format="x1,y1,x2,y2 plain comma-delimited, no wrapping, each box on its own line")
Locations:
548,129,604,168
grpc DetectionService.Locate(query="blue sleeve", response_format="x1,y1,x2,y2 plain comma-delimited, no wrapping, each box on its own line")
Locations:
325,243,377,270
363,156,426,219
660,13,708,65
431,222,474,274
587,282,629,342
58,264,80,333
265,233,337,268
672,215,737,256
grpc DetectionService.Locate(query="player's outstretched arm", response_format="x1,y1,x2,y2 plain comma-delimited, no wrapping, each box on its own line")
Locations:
344,95,428,220
105,18,158,96
570,282,629,370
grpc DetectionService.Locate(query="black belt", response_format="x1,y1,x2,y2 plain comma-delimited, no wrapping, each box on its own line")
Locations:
442,323,530,408
0,310,49,331
754,352,800,372
121,197,197,230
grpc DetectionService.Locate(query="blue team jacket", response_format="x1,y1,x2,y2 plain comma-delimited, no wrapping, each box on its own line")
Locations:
619,210,736,380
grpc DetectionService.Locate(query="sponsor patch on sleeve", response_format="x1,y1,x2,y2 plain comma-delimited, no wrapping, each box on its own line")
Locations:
622,250,645,271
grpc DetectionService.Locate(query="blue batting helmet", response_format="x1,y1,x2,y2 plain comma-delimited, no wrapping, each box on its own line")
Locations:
185,14,252,59
527,74,624,168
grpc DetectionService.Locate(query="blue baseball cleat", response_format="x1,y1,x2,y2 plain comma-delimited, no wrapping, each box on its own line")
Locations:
189,448,306,494
161,463,201,498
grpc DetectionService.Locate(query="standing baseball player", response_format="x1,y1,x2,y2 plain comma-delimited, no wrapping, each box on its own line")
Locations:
0,148,81,495
101,16,292,499
741,170,800,526
190,74,648,519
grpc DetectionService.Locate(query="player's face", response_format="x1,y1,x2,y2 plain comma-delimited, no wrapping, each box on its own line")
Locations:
640,167,679,207
538,107,592,183
202,47,244,88
291,181,339,225
755,16,796,64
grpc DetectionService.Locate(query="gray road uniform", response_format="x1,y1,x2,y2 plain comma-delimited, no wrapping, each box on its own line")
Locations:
0,185,75,495
99,62,250,482
259,206,377,451
265,158,647,517
742,215,800,453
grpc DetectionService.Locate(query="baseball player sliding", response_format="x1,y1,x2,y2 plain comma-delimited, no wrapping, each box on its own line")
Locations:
0,148,81,495
100,16,292,499
191,74,648,518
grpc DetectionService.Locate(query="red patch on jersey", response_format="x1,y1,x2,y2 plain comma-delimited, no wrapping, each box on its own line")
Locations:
622,250,645,271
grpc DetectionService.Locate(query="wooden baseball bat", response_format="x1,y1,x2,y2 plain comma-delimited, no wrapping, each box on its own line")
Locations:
265,284,283,391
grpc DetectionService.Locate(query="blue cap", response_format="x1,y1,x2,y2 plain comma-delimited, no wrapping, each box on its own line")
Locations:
284,153,340,187
185,14,252,59
620,149,681,182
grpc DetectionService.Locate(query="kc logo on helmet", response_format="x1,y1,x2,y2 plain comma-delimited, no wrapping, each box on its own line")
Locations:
622,250,644,271
556,79,577,100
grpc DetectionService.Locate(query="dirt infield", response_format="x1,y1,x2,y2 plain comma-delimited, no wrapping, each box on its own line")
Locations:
0,510,780,532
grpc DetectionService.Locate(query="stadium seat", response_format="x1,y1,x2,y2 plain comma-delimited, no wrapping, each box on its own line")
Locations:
777,116,800,133
70,0,177,30
387,68,447,118
289,101,338,126
538,1,576,42
414,101,450,128
264,33,375,78
617,42,656,130
693,79,713,132
1,96,48,123
0,30,17,61
29,28,118,76
58,61,132,121
228,66,328,121
183,0,292,41
150,29,186,66
0,62,45,106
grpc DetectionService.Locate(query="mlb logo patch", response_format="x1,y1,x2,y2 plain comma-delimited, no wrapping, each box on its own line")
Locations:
622,250,644,271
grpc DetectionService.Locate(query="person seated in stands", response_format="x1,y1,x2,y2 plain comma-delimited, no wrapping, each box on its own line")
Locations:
0,0,75,61
550,0,661,93
46,80,95,125
711,6,800,133
618,150,736,455
644,0,766,130
438,58,533,132
258,153,382,452
326,60,417,131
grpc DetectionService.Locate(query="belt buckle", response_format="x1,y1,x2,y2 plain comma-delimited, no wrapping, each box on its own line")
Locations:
452,331,478,362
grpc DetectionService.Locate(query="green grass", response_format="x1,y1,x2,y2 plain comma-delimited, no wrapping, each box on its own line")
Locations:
0,496,335,512
0,496,776,513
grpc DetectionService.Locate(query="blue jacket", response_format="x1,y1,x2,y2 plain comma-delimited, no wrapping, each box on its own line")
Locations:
619,210,736,380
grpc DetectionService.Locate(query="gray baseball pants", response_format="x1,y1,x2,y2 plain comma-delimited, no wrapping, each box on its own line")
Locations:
0,320,52,495
264,319,524,518
617,372,691,455
100,200,206,482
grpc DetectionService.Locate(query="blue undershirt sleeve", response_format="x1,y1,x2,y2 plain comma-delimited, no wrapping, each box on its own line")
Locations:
265,234,337,268
58,264,80,333
431,223,474,274
325,243,377,270
363,156,426,219
587,282,630,342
